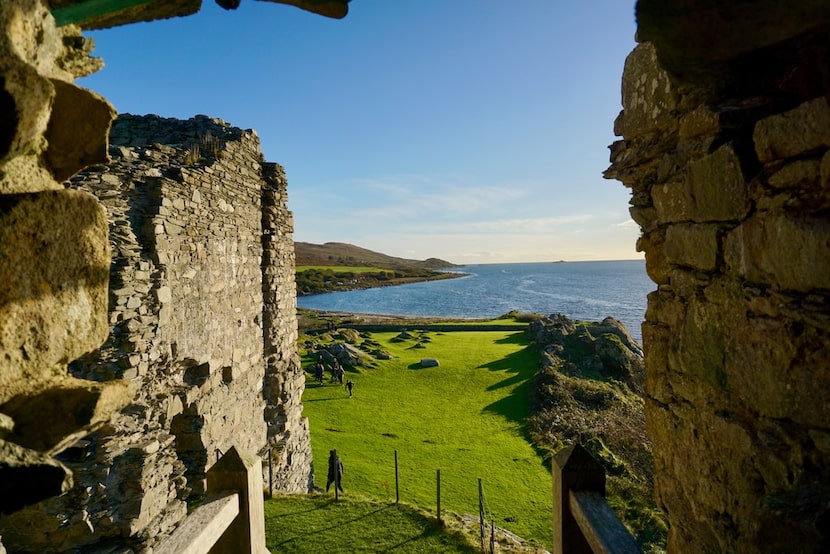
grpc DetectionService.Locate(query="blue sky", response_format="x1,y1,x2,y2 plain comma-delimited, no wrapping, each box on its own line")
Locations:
80,0,639,264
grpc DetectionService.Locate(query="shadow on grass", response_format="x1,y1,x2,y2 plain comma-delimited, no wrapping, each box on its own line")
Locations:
478,347,536,393
483,377,534,425
269,503,393,548
476,338,538,432
385,520,477,553
269,497,478,553
493,331,530,345
305,397,350,402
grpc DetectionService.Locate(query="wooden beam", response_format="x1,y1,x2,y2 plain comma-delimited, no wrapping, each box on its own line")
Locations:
570,491,640,554
51,0,156,27
207,446,269,554
155,492,239,554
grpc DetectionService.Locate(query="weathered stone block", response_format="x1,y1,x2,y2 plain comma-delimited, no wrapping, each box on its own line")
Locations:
768,158,820,189
2,379,134,454
678,105,721,139
636,228,670,285
724,213,830,290
686,144,751,222
668,298,727,396
619,43,679,139
754,97,830,162
651,181,690,222
44,79,115,182
724,313,825,424
664,222,719,271
0,189,110,404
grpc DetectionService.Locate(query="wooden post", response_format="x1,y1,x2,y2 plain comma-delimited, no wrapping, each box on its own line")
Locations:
552,444,604,554
490,519,496,554
478,478,485,553
394,450,400,504
436,469,442,524
207,446,268,554
268,448,273,499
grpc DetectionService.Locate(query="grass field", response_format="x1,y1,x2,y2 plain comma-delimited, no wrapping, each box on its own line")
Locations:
298,329,553,548
264,494,478,553
296,265,384,273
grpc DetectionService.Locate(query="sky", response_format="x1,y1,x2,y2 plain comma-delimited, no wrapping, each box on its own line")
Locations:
79,0,640,265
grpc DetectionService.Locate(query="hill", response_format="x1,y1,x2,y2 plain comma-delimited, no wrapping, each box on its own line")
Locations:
295,241,457,270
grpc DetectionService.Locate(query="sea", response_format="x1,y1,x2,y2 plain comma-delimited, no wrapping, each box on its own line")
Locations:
296,259,654,344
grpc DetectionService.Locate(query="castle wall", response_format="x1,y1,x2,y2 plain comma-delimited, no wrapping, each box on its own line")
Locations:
607,33,830,552
1,0,135,536
3,2,828,553
0,114,312,552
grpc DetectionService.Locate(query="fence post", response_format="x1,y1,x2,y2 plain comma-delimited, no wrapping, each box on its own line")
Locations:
492,519,498,554
552,444,604,554
436,469,442,524
394,450,400,504
207,446,268,554
478,478,485,553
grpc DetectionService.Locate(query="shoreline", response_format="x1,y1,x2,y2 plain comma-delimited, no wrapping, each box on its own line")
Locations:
296,308,536,334
296,269,466,297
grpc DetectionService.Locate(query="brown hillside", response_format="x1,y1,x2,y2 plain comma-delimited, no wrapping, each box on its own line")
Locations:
294,241,457,270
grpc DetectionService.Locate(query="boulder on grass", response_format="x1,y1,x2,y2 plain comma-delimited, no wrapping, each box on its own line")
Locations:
420,358,439,368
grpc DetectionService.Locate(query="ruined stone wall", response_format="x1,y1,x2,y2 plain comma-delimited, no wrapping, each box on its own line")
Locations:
0,114,312,552
607,31,830,553
0,2,334,552
1,0,135,542
261,163,314,492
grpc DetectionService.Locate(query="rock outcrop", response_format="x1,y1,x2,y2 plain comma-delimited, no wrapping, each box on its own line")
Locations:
528,313,644,390
526,314,661,550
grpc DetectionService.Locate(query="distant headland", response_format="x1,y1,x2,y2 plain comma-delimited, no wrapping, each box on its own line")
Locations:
294,241,463,295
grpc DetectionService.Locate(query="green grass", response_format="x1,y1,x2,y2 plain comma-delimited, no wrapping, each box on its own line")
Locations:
296,265,384,273
300,330,552,548
265,494,478,553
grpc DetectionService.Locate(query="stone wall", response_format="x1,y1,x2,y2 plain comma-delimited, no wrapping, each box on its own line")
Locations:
1,0,134,528
4,1,829,553
606,17,830,553
0,114,312,552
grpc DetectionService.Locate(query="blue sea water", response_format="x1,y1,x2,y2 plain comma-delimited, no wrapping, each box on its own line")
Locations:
296,260,654,344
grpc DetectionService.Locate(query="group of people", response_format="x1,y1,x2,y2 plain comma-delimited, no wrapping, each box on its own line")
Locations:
313,356,342,384
313,356,355,398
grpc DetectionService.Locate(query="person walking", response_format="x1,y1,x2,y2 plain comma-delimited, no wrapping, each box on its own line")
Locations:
326,449,344,496
345,379,354,398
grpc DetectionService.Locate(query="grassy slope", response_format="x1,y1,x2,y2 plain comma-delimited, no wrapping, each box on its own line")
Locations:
295,241,455,269
300,329,552,548
296,265,385,273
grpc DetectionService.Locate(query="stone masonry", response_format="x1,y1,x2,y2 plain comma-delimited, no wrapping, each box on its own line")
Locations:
0,114,312,552
606,16,830,553
3,2,829,553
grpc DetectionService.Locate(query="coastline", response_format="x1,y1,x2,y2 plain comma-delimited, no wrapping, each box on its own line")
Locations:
296,268,465,296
